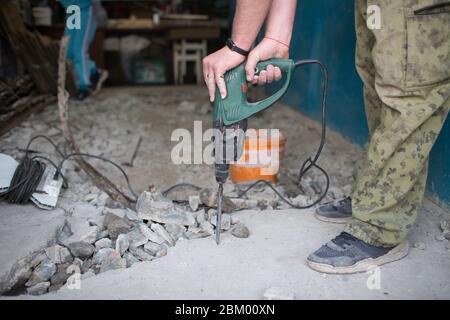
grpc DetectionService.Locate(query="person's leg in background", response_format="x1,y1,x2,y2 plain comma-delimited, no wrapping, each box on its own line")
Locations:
85,4,98,85
62,0,98,99
308,0,450,273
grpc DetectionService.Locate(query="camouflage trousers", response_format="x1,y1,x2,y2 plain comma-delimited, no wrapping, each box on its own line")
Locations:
344,0,450,247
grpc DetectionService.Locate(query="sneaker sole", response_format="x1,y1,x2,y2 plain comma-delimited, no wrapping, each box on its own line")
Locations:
314,212,352,224
306,240,409,274
93,70,109,95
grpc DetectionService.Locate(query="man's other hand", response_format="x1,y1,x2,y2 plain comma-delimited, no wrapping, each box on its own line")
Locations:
245,37,289,85
203,46,246,102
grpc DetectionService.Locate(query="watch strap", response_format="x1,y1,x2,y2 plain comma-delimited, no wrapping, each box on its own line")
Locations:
226,38,250,56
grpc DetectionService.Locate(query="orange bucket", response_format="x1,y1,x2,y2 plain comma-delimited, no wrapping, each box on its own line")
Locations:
230,129,286,184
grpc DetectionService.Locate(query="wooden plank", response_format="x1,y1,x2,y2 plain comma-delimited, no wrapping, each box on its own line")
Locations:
168,27,220,40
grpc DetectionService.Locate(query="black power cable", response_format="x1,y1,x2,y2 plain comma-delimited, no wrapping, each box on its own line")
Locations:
1,136,138,204
1,156,46,204
57,153,138,200
237,60,330,209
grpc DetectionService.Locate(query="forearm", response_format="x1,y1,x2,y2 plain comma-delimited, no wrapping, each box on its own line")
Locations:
231,0,273,51
265,0,297,45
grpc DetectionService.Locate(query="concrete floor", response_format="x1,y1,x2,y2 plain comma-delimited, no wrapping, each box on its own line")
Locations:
0,86,449,299
19,200,447,300
0,204,65,292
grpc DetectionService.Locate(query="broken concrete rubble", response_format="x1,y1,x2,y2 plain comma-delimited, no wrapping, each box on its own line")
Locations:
137,198,196,226
25,260,56,287
164,223,186,241
150,223,175,246
45,245,72,265
27,281,50,296
188,195,200,212
199,188,237,212
95,238,112,250
99,253,126,273
211,214,231,231
231,223,250,239
115,234,130,256
129,247,154,262
2,174,244,296
199,221,215,236
68,241,95,259
107,218,132,240
143,241,161,255
50,263,72,287
199,188,216,208
93,248,117,265
64,217,99,245
138,224,164,245
126,228,149,250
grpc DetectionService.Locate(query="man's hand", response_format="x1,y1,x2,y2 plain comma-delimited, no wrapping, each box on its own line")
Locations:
202,47,246,102
245,37,289,85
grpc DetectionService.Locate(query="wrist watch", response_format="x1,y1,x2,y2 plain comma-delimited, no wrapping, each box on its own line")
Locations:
226,38,250,56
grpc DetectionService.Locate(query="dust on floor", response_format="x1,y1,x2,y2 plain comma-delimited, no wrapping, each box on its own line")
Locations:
0,86,449,299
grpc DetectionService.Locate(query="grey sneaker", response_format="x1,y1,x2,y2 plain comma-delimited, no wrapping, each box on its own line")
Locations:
307,232,409,274
91,69,109,94
315,197,352,224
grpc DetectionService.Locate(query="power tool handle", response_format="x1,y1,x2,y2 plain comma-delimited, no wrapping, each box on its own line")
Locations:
255,58,294,75
245,58,295,113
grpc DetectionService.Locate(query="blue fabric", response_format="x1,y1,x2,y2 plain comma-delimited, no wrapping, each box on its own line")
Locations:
63,2,97,91
60,0,92,10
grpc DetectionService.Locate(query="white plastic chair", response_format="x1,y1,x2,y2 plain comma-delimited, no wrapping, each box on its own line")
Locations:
173,40,207,84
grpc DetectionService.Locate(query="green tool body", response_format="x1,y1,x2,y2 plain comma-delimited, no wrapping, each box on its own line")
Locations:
213,58,296,244
213,59,296,126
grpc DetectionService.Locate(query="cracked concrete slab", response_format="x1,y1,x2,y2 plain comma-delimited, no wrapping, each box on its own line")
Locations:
0,204,66,285
13,199,449,300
